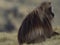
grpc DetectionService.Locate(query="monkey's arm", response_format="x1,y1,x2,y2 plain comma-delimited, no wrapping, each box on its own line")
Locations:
52,31,60,36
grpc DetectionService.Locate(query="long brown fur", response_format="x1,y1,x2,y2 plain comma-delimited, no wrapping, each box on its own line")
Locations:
18,1,59,45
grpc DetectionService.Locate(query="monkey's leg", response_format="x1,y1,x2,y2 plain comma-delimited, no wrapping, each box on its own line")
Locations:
26,35,46,44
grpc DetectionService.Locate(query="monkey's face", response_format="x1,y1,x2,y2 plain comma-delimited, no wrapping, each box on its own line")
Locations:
40,2,54,20
45,6,54,21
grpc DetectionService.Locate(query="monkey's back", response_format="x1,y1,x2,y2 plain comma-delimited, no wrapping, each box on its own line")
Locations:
18,12,44,44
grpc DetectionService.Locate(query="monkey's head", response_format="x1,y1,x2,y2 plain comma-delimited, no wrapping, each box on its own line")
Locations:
40,2,54,21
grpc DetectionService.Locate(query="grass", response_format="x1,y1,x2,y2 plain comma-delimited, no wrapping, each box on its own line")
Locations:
0,0,60,45
0,32,18,45
0,27,60,45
